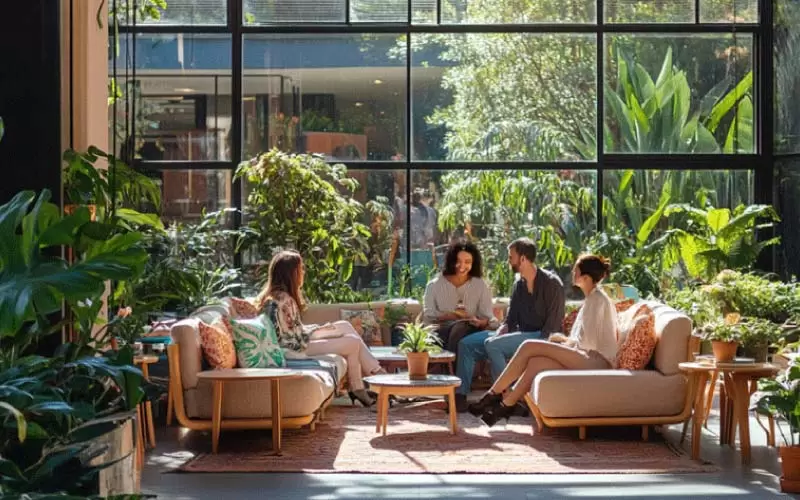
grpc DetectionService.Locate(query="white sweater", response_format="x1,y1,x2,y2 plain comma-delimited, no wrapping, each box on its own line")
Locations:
569,287,618,366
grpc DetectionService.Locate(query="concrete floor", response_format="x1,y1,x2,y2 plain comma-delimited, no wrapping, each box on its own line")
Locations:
141,396,796,500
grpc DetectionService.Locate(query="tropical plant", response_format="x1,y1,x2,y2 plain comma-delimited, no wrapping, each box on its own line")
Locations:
664,204,780,282
0,190,149,355
662,286,721,330
599,47,753,154
62,146,162,230
703,270,800,325
236,149,375,303
111,209,245,344
398,319,442,354
0,190,156,498
756,351,800,446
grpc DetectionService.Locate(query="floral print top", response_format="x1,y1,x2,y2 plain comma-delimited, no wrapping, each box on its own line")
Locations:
262,291,317,352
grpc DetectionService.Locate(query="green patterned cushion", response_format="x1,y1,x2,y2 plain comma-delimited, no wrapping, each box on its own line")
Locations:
229,314,286,368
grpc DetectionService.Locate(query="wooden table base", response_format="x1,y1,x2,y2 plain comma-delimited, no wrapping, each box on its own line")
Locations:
373,385,458,436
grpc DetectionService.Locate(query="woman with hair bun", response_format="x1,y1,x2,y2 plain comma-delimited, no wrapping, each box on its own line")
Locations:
469,254,618,426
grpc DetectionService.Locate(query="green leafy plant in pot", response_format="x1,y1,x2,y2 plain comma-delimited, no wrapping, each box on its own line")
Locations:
755,351,800,493
701,316,741,363
397,319,441,380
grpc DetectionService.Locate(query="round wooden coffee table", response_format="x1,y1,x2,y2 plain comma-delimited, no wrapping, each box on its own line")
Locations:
369,347,456,374
196,368,302,454
363,373,462,436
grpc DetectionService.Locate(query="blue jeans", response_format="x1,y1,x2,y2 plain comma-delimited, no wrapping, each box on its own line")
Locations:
484,331,544,381
455,330,491,395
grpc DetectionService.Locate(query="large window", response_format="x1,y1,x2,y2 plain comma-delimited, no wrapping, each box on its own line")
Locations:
113,0,773,301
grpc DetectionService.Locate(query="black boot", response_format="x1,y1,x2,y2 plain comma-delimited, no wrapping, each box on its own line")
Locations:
480,400,515,427
467,391,502,417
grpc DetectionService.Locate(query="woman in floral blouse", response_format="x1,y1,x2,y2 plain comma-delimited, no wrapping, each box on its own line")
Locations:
256,250,384,407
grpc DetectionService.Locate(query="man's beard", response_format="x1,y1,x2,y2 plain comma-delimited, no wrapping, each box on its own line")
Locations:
510,263,519,273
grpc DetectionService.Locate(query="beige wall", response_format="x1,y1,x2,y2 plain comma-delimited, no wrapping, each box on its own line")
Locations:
61,0,108,155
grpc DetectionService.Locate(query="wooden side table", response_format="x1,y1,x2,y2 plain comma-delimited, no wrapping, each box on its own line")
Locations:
196,369,302,454
133,355,159,470
363,373,462,436
679,361,779,465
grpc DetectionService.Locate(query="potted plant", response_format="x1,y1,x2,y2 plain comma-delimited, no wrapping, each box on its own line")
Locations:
701,318,741,363
397,318,441,380
737,316,784,362
755,352,800,493
0,189,155,497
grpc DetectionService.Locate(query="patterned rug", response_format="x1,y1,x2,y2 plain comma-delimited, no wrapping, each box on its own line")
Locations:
178,400,716,474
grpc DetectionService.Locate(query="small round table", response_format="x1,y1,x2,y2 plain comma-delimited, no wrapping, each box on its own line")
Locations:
369,347,456,374
196,369,302,454
364,373,462,436
679,361,779,465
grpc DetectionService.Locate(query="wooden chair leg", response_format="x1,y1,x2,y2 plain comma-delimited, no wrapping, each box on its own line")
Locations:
523,394,544,434
166,383,174,426
642,425,649,441
579,426,587,440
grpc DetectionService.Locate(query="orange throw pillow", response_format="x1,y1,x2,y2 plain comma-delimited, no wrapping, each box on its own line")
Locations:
614,298,635,313
229,297,259,319
616,306,656,370
199,321,237,369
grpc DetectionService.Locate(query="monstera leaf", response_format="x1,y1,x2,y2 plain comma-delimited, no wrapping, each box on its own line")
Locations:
0,190,148,338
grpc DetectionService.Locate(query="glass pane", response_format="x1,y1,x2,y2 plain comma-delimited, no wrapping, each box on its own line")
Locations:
700,0,758,23
604,34,754,154
412,34,597,161
245,0,345,24
110,34,233,161
351,0,437,23
775,0,800,153
601,169,753,296
777,158,800,279
441,0,596,24
115,0,227,25
160,170,232,222
243,34,406,162
239,162,407,300
409,170,598,296
604,0,694,23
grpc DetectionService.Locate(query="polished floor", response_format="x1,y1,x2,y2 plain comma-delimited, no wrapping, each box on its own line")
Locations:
141,395,795,499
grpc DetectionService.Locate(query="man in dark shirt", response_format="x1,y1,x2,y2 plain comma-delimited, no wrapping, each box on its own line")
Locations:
453,238,564,412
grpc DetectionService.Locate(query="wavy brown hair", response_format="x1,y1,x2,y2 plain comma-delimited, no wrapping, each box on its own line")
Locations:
255,250,305,311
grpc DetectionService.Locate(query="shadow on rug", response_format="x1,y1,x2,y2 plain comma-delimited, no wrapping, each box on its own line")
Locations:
177,400,717,474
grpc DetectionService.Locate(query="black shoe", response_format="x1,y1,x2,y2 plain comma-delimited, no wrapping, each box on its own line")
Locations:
480,400,515,427
513,401,530,418
468,391,502,417
348,390,375,407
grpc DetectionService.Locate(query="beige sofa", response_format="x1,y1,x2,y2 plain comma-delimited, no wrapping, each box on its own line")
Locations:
525,301,699,440
168,312,347,433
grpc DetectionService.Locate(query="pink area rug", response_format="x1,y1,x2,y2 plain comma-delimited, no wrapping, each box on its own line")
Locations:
178,401,716,474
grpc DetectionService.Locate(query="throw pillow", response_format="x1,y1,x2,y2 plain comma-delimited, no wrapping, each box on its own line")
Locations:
229,314,286,368
615,298,636,313
340,309,383,345
616,306,657,370
563,308,580,335
198,321,237,369
229,297,259,319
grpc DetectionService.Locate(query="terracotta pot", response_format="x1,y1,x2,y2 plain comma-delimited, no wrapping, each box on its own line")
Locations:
406,352,430,380
711,340,738,363
64,203,97,220
780,446,800,493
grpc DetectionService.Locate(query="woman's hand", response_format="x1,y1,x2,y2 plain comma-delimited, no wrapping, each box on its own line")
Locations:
548,333,568,344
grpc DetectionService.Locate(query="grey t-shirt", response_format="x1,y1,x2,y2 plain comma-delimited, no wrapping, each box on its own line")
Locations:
504,268,565,335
